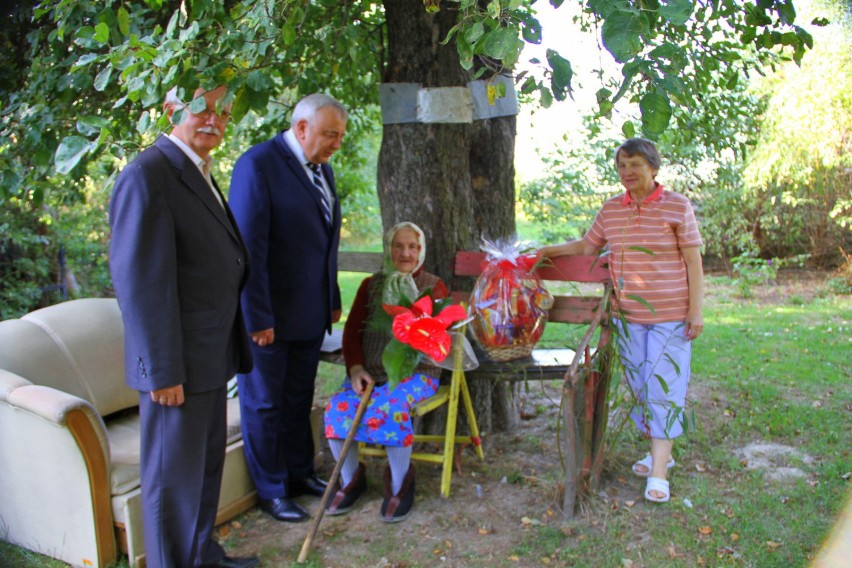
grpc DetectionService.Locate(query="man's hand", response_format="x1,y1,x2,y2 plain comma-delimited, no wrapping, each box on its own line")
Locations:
151,384,185,407
251,328,275,347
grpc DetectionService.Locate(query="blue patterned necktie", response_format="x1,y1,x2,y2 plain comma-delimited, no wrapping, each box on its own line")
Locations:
307,162,331,226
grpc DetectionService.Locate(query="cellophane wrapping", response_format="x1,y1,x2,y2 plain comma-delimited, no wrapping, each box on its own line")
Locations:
470,239,554,361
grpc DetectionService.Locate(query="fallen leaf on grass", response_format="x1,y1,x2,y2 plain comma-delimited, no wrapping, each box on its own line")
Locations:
695,463,707,472
767,541,783,551
731,533,739,541
698,526,713,535
478,527,490,535
625,500,636,507
668,545,680,558
621,559,634,567
508,555,520,562
218,525,231,538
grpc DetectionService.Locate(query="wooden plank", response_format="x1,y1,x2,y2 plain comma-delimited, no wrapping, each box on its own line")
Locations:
547,296,602,324
337,251,383,273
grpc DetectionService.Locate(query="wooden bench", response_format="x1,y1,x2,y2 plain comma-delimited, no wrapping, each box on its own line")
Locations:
320,249,615,515
321,250,612,369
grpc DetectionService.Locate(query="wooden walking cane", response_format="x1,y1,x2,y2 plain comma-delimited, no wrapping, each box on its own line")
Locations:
297,382,374,563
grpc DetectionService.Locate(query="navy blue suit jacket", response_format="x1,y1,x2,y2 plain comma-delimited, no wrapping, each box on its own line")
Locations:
109,135,253,393
229,133,341,341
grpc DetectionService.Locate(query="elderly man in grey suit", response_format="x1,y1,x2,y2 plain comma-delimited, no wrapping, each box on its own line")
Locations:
109,85,258,568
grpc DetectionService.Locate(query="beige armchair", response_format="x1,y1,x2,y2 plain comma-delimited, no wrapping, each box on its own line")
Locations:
0,298,256,567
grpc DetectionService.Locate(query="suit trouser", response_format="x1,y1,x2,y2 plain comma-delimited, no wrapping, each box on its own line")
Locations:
139,387,227,568
238,335,323,499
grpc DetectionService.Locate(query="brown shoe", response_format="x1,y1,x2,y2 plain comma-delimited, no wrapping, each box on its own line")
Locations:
325,463,366,516
380,464,415,523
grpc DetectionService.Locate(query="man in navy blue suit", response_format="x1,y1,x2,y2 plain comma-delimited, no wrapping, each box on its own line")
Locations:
109,85,258,568
229,93,346,522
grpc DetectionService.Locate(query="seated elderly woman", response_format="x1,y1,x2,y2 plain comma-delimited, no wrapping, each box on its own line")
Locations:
323,222,448,522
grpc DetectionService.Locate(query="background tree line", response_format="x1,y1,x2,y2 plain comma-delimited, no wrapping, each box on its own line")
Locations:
1,0,849,321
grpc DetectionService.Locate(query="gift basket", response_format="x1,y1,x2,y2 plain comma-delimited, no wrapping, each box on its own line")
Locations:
469,239,554,362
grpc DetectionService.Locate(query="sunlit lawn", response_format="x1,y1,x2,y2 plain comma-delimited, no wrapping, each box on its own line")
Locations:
2,273,850,567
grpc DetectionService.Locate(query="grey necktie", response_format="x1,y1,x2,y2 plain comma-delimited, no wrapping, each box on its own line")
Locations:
307,162,331,225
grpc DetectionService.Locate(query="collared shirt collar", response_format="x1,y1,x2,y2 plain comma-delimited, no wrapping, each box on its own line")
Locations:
283,129,310,165
621,182,664,206
167,133,212,177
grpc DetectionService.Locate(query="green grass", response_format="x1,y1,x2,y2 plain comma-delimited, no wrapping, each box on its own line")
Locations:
3,273,850,567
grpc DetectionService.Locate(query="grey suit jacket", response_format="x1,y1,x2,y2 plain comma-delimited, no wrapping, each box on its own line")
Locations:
109,135,252,393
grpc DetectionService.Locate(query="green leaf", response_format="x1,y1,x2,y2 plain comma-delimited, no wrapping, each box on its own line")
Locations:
381,339,421,390
77,115,110,137
626,294,656,314
246,70,272,92
465,21,485,44
487,0,501,19
55,136,94,174
639,92,672,136
521,16,542,44
94,22,110,44
601,11,648,63
546,48,573,101
93,66,112,92
74,53,100,68
282,22,296,45
456,37,474,70
653,373,670,394
622,120,636,138
117,6,130,36
658,0,693,26
628,245,657,255
481,27,521,62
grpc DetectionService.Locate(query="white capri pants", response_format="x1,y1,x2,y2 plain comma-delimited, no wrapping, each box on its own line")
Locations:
615,320,692,439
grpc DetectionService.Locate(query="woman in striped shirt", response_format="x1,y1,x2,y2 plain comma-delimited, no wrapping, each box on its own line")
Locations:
540,138,704,503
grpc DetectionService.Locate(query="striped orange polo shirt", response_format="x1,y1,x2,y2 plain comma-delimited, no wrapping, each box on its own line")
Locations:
582,184,703,324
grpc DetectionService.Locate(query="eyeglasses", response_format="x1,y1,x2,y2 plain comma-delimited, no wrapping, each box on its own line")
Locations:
189,107,231,121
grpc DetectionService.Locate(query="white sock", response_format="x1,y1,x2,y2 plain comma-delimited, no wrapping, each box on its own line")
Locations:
328,438,359,487
385,445,412,495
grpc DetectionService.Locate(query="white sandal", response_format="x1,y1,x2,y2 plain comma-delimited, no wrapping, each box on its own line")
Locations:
632,454,676,477
645,476,670,503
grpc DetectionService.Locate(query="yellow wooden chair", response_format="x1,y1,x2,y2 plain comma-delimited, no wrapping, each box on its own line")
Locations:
360,329,484,497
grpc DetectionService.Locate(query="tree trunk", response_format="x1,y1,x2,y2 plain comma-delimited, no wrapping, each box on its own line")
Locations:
378,1,518,433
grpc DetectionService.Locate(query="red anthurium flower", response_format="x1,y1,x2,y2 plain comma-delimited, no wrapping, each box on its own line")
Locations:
410,295,434,317
391,311,417,343
435,304,466,327
407,317,453,361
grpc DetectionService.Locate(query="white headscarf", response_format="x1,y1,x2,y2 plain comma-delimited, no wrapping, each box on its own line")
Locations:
381,221,426,305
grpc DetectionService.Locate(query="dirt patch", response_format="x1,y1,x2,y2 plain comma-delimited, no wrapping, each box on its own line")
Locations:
214,272,840,566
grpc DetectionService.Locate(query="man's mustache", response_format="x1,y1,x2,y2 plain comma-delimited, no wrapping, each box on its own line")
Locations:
197,126,221,136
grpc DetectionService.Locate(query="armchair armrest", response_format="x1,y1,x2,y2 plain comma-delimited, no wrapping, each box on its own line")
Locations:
0,369,118,567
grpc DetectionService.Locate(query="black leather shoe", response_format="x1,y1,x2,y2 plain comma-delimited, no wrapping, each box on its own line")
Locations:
258,497,309,523
289,473,328,497
200,556,260,568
